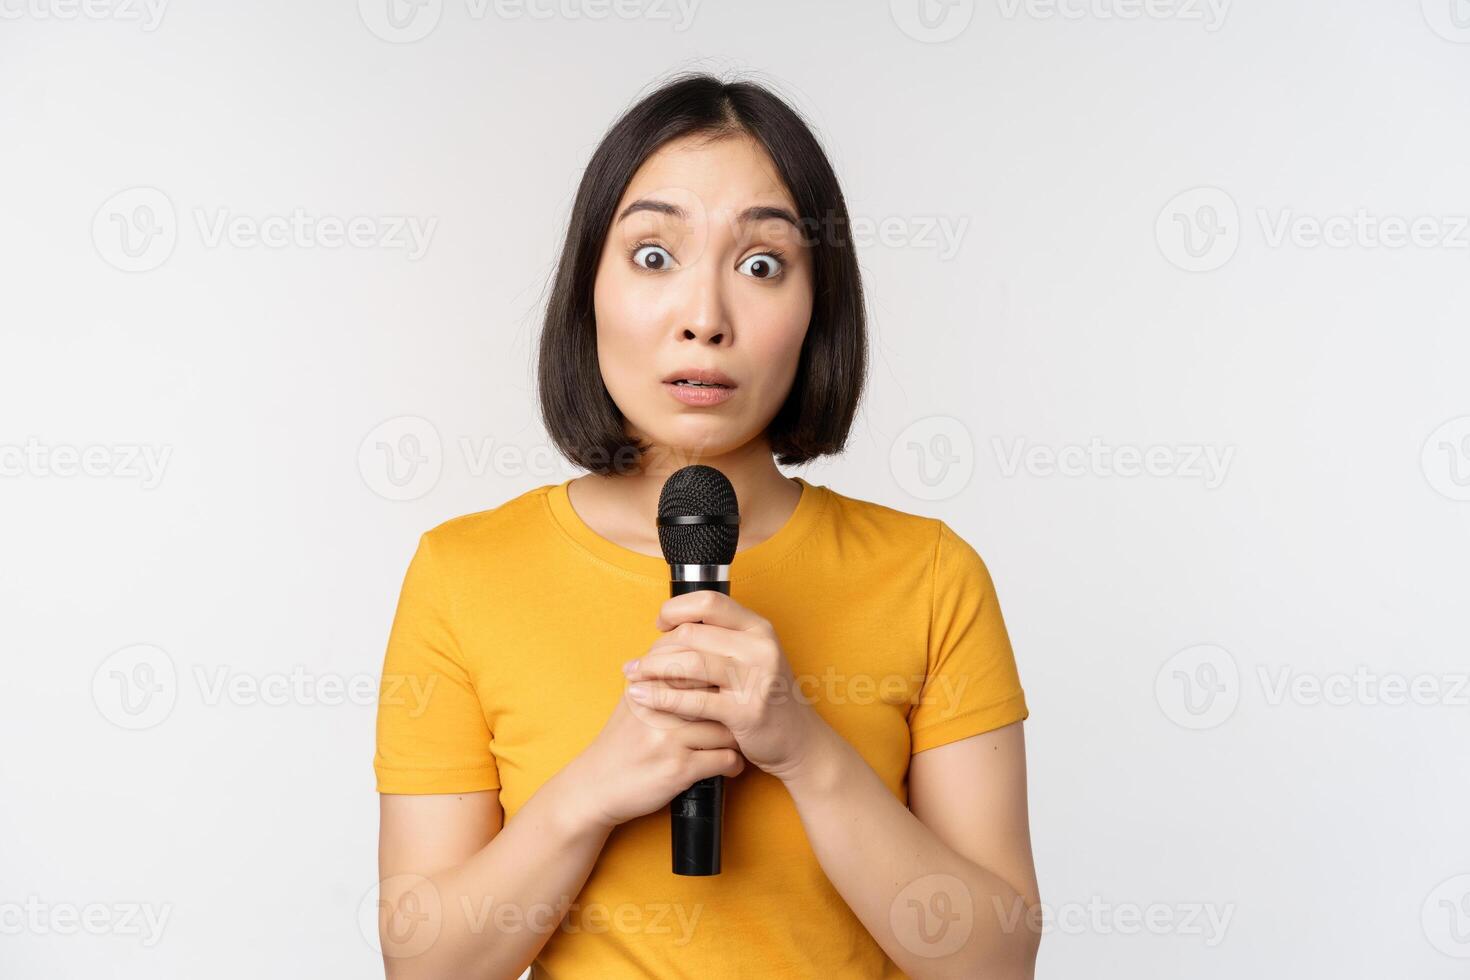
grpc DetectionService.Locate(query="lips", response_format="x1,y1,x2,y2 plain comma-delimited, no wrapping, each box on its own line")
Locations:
661,367,737,388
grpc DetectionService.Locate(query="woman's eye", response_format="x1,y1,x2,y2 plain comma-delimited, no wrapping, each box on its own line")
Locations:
737,252,784,280
632,243,674,271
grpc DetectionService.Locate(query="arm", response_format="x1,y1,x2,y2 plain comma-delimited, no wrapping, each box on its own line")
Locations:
376,777,611,980
780,717,1041,979
375,534,747,978
628,578,1040,978
376,693,746,980
374,532,614,978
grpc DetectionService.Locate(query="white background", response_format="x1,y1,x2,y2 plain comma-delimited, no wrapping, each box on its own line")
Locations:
3,1,1469,977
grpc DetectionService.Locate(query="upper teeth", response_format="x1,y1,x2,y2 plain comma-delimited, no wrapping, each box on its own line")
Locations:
677,379,721,387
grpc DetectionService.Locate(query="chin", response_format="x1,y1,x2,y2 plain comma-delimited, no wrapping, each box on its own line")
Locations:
637,422,749,462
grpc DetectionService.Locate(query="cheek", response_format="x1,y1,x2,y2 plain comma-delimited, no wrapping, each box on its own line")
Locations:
592,262,648,382
748,281,813,372
594,257,666,343
591,270,673,426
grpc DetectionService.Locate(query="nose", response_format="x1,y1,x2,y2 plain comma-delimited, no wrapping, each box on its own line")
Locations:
679,322,727,345
671,257,732,346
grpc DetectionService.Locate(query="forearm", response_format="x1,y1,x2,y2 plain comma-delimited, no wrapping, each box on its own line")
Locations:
782,716,1040,979
382,769,612,980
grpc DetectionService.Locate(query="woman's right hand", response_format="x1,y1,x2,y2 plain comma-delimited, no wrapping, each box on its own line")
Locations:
560,685,746,831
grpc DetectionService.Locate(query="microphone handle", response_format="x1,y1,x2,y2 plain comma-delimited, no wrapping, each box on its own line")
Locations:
669,577,728,876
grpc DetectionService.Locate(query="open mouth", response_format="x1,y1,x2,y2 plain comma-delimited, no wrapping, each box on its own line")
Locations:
662,368,737,389
663,373,737,405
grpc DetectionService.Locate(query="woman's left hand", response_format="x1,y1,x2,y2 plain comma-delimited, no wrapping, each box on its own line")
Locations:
622,590,823,783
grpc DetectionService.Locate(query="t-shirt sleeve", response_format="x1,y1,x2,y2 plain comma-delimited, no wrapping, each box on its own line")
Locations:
909,521,1030,754
373,531,501,794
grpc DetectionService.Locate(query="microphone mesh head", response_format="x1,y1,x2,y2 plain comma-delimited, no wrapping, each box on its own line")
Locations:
657,465,739,565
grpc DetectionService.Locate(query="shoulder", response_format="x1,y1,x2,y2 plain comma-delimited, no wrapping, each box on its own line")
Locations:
415,482,561,569
822,481,933,530
823,483,995,586
819,481,952,559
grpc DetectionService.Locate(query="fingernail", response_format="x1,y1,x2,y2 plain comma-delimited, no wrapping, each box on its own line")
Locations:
627,683,649,700
622,659,639,675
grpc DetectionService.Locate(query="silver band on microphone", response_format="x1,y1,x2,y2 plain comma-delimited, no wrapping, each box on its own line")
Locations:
670,563,731,582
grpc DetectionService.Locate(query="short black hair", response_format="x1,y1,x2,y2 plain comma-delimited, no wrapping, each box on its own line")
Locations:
536,71,868,476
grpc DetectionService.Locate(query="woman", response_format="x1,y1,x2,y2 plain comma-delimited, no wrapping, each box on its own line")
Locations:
374,72,1040,979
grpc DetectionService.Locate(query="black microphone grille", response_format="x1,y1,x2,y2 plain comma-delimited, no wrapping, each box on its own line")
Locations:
657,465,740,566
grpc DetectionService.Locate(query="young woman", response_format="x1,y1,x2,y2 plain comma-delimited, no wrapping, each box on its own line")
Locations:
374,72,1040,979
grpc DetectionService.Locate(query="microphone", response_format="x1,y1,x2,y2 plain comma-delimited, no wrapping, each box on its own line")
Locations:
656,464,740,876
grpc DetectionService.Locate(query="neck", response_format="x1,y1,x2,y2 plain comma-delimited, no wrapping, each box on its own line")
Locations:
571,437,803,555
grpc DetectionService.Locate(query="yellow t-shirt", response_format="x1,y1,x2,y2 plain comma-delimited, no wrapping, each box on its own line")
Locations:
374,475,1029,979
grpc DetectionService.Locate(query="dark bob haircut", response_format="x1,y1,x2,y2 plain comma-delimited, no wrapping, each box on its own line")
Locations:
536,71,868,476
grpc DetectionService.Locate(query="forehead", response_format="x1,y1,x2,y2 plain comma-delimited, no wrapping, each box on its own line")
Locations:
617,132,797,219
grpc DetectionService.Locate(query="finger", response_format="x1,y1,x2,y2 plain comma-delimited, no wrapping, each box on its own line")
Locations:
626,648,739,689
687,747,745,783
626,681,729,725
677,719,739,751
655,589,770,634
645,621,753,662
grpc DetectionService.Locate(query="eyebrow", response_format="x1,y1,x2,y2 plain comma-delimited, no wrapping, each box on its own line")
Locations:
616,198,802,231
